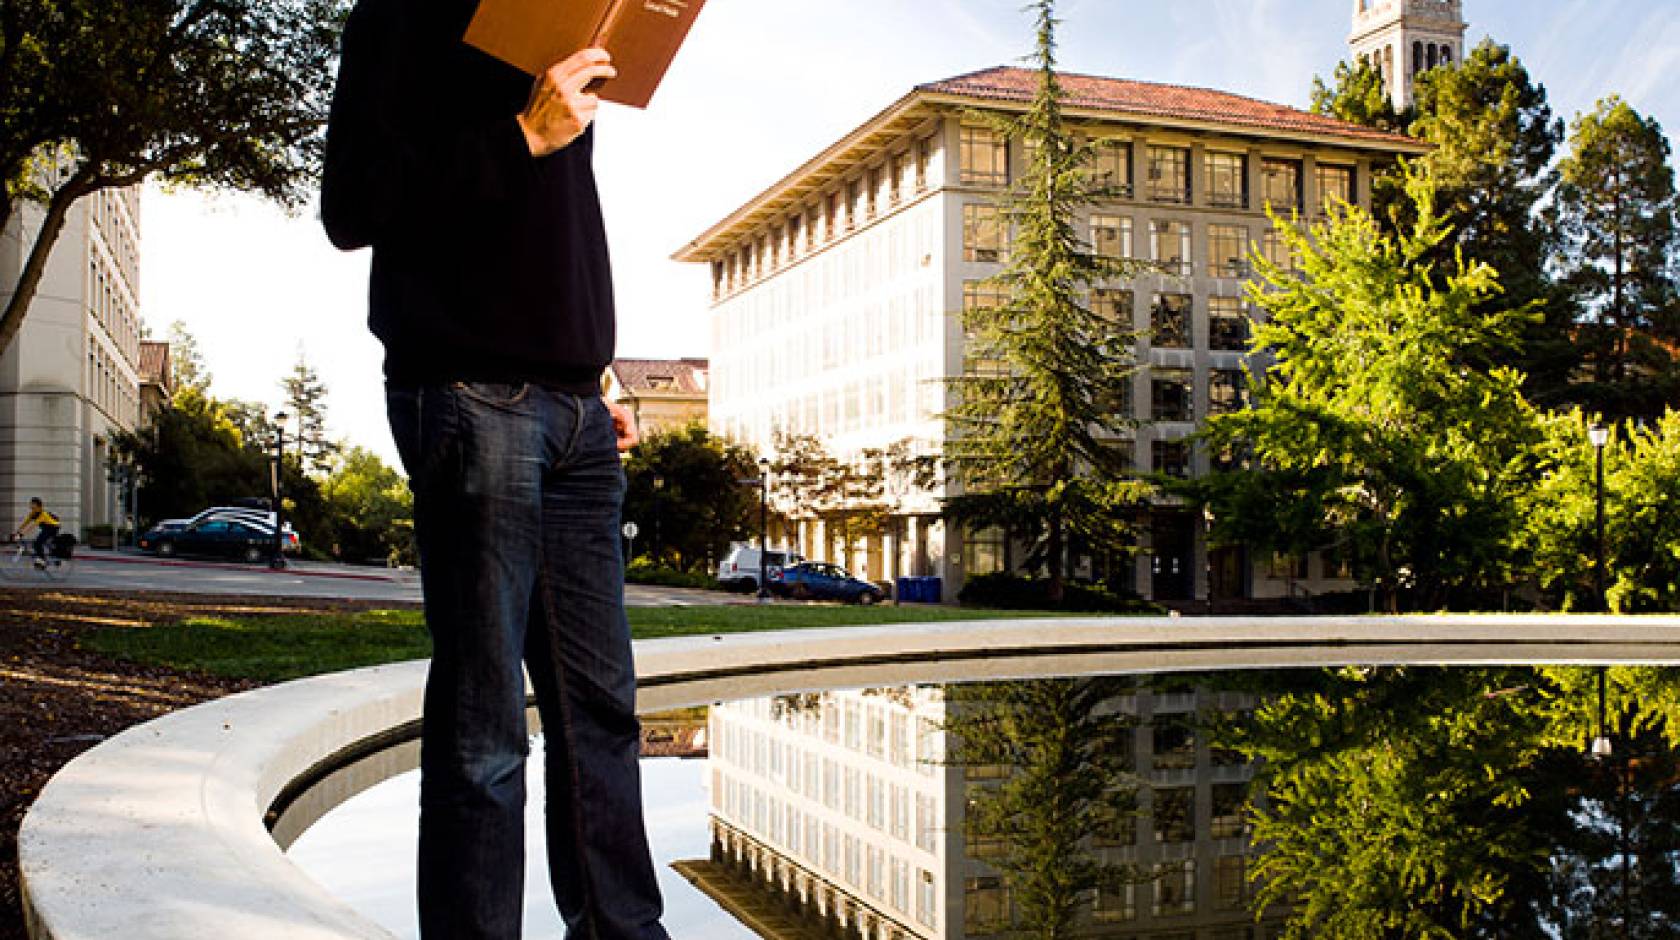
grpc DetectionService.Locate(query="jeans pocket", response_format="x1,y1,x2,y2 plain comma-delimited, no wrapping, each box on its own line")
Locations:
452,381,531,411
387,384,460,491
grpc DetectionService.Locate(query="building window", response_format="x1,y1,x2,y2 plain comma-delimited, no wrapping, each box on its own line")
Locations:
1092,882,1136,922
1205,151,1247,208
916,136,933,191
963,204,1007,263
1090,213,1132,260
846,179,863,229
1091,138,1133,196
1151,293,1191,349
1091,289,1133,331
1209,369,1247,415
1152,718,1197,770
960,126,1009,187
1261,158,1302,213
1214,855,1250,910
1211,784,1249,839
1151,370,1193,422
1154,786,1195,843
890,152,908,204
962,526,1006,575
1268,551,1308,579
1316,163,1355,214
1150,219,1191,276
1261,227,1298,273
1146,145,1191,204
1153,438,1191,477
1208,224,1250,278
1208,297,1249,351
867,166,882,218
1154,859,1197,917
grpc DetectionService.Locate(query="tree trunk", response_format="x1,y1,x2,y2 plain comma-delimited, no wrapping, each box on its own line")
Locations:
0,172,94,357
1046,511,1065,604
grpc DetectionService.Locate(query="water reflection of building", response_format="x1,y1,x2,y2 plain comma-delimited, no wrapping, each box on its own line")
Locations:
690,684,1289,939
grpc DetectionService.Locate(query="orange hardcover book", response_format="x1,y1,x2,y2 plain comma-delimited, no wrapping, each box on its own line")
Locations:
463,0,706,109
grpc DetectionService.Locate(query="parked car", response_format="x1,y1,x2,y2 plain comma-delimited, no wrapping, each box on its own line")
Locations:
139,517,285,564
715,544,804,593
155,506,300,554
775,562,884,605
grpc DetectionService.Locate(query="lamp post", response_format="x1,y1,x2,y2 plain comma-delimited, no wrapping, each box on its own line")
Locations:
651,474,664,567
270,411,289,570
757,457,771,603
1590,423,1609,612
1202,505,1215,616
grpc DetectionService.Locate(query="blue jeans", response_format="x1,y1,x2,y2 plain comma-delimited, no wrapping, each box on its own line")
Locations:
387,382,669,940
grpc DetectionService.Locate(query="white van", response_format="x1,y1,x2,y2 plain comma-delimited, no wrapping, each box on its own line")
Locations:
716,543,804,592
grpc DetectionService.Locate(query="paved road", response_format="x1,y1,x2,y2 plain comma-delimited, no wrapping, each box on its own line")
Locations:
0,550,738,607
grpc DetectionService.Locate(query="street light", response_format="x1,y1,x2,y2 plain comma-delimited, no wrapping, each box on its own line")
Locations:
271,411,289,570
1202,504,1215,616
1592,666,1613,760
1590,423,1609,612
757,457,770,604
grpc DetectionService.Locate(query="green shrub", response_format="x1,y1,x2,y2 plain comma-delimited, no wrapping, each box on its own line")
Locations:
626,558,724,591
958,573,1161,613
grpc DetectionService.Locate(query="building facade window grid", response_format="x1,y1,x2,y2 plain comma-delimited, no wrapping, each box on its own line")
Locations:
1205,151,1248,209
1146,145,1192,204
959,125,1009,187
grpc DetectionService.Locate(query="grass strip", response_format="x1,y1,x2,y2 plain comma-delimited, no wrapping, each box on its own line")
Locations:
82,604,1086,683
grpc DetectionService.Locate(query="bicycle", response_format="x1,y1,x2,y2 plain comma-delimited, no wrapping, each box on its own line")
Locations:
4,534,76,581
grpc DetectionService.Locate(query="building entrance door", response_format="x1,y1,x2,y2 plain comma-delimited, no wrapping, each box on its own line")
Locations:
1151,513,1194,601
1210,545,1247,600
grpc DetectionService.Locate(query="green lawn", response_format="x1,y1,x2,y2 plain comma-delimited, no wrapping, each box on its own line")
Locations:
83,603,1084,683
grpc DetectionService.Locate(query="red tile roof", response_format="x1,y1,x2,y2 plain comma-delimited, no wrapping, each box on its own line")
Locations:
610,358,710,396
918,66,1421,148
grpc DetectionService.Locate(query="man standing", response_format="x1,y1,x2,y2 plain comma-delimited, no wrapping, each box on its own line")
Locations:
321,2,669,937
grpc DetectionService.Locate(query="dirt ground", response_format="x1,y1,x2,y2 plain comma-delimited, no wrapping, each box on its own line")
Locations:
0,587,417,940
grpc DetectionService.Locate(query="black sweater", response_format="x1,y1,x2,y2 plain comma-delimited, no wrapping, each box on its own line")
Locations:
321,0,613,394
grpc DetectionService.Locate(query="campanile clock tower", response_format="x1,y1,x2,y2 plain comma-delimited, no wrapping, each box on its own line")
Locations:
1350,0,1467,109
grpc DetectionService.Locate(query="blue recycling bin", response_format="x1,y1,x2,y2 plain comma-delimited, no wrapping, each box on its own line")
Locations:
922,576,943,604
896,577,917,603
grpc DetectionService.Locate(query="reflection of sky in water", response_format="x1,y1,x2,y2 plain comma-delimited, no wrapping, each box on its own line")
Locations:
288,754,753,939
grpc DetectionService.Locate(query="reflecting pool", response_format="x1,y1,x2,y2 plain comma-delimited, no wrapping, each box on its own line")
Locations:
287,664,1680,938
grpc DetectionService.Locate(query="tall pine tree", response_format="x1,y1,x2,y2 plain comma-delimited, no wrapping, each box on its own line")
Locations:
281,350,337,476
1551,96,1680,424
943,0,1148,602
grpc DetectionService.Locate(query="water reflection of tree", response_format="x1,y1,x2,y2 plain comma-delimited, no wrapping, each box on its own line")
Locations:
1221,666,1680,939
942,678,1143,939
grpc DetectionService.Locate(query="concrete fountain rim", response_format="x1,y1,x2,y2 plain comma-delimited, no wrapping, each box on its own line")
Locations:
20,614,1680,940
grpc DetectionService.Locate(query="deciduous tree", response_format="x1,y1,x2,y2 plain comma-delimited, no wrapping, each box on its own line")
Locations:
0,0,346,355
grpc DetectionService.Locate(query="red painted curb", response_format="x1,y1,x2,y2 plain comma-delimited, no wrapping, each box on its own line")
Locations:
77,552,401,583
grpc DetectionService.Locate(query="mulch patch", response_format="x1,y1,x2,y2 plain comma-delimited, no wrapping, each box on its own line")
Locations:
0,588,418,940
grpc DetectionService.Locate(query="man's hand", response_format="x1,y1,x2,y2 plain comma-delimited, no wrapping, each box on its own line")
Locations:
517,49,616,158
605,400,639,452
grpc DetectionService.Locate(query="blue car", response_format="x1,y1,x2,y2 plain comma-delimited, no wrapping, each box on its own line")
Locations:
776,562,884,605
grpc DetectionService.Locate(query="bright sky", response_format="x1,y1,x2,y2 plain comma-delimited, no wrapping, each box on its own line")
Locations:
139,0,1680,467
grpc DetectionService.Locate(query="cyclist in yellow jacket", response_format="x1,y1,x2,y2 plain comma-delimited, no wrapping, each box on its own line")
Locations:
15,498,60,568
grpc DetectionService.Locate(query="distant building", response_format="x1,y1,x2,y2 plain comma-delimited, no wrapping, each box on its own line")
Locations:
1349,0,1468,110
604,357,710,436
0,175,145,537
677,66,1426,602
138,340,172,420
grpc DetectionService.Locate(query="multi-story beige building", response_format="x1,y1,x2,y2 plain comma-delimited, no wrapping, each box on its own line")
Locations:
678,65,1426,603
1349,0,1468,110
702,683,1282,939
0,177,145,538
603,357,710,437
